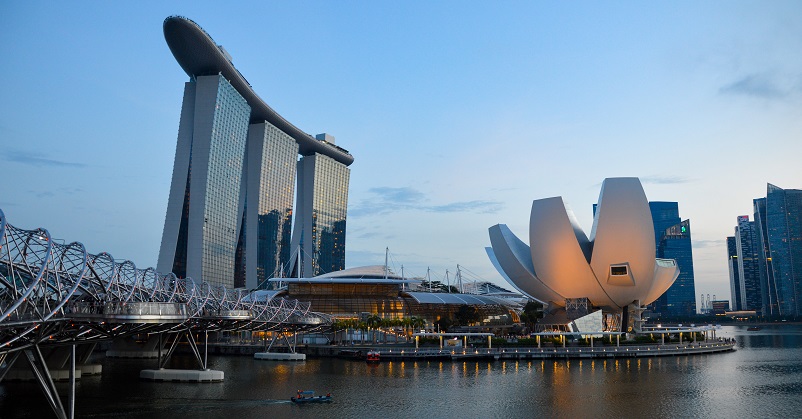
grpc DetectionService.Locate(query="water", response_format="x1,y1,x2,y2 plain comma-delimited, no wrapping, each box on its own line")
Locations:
2,325,801,418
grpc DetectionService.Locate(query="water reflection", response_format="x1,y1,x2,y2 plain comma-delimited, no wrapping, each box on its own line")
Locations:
1,325,801,418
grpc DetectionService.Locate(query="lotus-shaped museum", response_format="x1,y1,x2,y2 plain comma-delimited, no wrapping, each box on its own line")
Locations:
487,178,679,317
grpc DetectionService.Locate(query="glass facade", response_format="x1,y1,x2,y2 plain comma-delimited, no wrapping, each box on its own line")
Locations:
726,236,742,310
735,216,762,312
754,198,778,315
237,122,299,289
162,75,251,288
649,202,697,317
284,282,515,326
295,154,350,277
764,184,802,316
199,76,251,287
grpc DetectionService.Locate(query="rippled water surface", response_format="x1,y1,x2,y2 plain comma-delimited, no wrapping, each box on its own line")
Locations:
2,325,801,418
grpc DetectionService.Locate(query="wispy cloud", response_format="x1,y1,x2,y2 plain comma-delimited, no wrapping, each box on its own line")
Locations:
720,73,801,100
640,175,691,185
692,239,722,249
4,151,87,168
429,200,504,214
369,187,425,204
350,186,504,217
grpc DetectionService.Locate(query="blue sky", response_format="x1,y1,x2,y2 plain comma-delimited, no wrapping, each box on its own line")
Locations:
2,1,801,307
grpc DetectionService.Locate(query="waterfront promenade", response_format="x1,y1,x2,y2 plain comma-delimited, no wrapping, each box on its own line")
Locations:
200,339,735,360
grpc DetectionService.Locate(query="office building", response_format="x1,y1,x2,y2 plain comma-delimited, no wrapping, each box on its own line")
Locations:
158,16,353,288
726,236,742,311
727,216,761,312
649,202,697,317
752,184,802,316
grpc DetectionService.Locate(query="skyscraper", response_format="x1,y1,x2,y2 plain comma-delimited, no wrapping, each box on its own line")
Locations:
753,197,777,315
758,184,802,316
726,236,742,311
290,138,350,277
239,122,299,289
157,74,251,288
649,202,697,317
158,16,353,288
727,216,761,312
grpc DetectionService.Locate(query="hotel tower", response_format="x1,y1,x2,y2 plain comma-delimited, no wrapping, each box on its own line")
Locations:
157,16,353,289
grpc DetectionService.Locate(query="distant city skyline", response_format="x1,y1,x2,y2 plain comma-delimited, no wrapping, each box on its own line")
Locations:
1,2,801,309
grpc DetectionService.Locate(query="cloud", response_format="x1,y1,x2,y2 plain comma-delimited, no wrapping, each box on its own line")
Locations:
640,175,691,185
369,187,425,204
719,73,800,100
692,239,722,249
357,231,396,240
350,186,504,216
4,151,87,168
428,200,504,214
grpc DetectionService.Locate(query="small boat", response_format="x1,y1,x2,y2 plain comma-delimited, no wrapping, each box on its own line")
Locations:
291,390,332,403
366,350,380,363
747,326,762,331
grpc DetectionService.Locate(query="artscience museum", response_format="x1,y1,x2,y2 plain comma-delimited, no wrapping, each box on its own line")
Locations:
488,178,680,333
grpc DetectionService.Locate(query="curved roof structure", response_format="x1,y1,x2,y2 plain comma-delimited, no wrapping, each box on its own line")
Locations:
313,265,407,280
489,177,680,311
163,16,354,166
402,292,513,306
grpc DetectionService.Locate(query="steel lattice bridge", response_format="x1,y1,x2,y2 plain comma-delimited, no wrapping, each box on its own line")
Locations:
0,208,331,418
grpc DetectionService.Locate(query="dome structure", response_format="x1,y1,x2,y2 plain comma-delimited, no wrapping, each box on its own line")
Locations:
488,177,679,312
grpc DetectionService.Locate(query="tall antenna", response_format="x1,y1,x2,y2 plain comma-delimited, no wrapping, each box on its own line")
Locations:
456,264,463,293
384,247,389,280
427,267,431,292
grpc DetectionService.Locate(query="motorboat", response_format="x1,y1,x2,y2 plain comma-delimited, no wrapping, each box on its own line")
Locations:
291,390,333,403
366,350,380,363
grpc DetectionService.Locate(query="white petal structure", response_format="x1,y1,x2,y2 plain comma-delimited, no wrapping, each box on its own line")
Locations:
489,177,679,311
487,225,564,305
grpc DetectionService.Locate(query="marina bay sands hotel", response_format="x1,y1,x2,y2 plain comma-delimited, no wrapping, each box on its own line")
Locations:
157,16,353,289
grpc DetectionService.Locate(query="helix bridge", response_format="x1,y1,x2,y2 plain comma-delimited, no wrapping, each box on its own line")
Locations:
0,208,331,418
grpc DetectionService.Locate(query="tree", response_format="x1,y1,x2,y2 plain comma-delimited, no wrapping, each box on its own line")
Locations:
521,301,544,329
454,305,481,326
434,317,452,332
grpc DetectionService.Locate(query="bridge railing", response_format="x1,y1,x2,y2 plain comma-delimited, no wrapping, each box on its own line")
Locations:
0,207,331,352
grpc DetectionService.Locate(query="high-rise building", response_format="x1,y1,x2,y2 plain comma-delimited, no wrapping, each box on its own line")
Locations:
735,216,761,312
238,122,298,289
157,74,251,288
649,202,697,317
290,140,350,277
755,184,802,316
726,236,742,311
753,197,777,315
158,16,353,288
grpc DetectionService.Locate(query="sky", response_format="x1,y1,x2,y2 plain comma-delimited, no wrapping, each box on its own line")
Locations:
1,1,801,309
